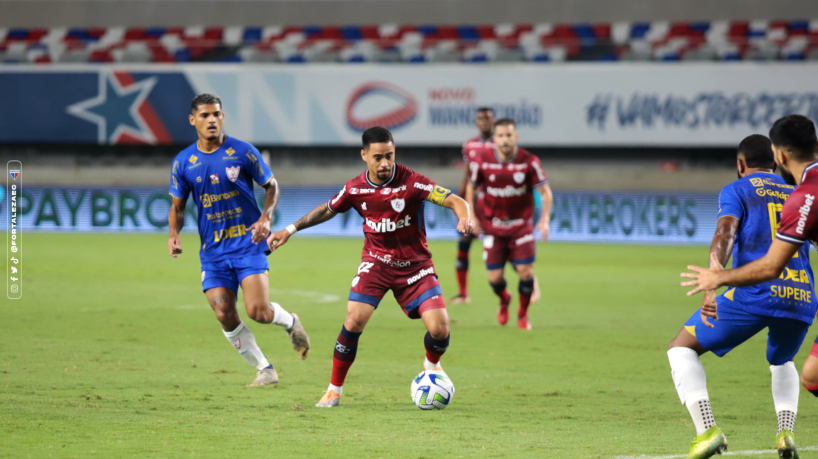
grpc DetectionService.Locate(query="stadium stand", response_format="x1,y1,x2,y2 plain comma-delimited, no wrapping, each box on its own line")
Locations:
2,20,818,64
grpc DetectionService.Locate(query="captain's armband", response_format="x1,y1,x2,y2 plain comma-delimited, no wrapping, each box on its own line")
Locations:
427,185,452,206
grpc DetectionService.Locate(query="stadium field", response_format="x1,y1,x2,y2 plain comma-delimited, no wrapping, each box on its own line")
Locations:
3,234,818,458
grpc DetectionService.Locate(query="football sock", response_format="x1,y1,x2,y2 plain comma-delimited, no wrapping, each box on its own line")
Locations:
771,362,799,434
668,347,714,436
424,332,450,365
518,278,534,318
327,383,343,396
331,326,361,387
269,302,295,330
223,321,270,371
490,279,511,304
455,239,471,297
423,357,438,371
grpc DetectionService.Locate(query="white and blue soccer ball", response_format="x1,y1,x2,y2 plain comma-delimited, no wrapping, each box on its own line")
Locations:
411,370,455,410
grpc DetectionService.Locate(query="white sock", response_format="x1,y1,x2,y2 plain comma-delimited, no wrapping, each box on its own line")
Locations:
771,362,799,433
223,321,270,371
668,347,715,435
270,302,295,329
328,383,343,396
424,357,439,371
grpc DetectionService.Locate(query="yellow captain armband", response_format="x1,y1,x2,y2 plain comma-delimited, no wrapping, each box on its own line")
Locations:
427,185,452,206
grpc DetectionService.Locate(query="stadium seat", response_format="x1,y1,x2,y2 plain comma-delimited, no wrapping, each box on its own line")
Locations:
2,20,817,64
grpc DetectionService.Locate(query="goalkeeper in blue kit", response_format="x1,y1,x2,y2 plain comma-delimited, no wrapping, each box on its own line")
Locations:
167,94,310,386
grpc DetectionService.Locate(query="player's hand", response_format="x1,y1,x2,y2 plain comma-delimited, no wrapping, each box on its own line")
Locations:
701,290,718,328
537,220,550,242
681,253,724,296
249,217,271,244
168,235,183,258
472,219,482,235
457,217,473,236
267,230,290,252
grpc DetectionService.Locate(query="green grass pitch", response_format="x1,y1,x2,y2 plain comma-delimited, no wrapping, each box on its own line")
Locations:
2,234,817,458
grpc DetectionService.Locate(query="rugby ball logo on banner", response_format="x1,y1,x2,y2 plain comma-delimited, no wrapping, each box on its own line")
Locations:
346,82,418,132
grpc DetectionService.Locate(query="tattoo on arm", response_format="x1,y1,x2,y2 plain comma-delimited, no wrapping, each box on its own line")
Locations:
262,179,280,220
710,217,738,268
294,203,337,231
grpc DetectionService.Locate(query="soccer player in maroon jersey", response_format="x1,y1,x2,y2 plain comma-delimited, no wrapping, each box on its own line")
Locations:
267,126,473,408
465,118,553,330
681,115,818,408
452,107,495,304
453,108,542,305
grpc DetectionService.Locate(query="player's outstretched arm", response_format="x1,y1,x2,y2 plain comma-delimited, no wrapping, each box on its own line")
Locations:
681,239,799,296
168,197,186,258
441,193,473,236
699,216,739,327
267,202,337,252
464,182,481,234
249,178,280,244
535,184,553,241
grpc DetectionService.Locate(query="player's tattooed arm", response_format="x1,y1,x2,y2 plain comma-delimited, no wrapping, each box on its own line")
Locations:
266,203,337,252
710,216,738,269
249,178,279,243
168,197,186,257
295,202,337,230
698,216,738,327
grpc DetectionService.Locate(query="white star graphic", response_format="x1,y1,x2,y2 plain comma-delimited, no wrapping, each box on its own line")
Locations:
66,72,158,144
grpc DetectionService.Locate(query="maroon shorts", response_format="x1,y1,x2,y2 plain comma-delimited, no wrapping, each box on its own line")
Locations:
482,232,536,270
348,255,445,319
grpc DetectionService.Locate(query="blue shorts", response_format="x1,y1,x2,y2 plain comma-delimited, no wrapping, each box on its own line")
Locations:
684,300,809,365
201,255,269,294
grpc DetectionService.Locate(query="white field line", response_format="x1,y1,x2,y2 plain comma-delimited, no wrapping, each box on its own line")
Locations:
610,445,818,459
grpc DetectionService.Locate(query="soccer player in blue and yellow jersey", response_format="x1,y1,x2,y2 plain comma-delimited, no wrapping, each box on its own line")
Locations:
669,134,815,459
167,94,310,387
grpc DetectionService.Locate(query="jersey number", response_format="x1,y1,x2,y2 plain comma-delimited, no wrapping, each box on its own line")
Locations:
357,262,375,275
768,202,798,258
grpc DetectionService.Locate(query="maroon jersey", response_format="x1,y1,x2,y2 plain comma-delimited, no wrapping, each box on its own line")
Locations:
776,161,818,247
469,147,548,237
462,135,494,163
327,163,451,265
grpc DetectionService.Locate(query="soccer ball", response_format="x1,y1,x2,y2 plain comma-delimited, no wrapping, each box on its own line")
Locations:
411,370,455,410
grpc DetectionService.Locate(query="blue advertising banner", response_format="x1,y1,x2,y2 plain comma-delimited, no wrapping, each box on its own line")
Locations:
0,186,718,245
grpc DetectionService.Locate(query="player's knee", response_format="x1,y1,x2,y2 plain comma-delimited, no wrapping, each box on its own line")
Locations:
430,320,449,339
516,266,534,281
801,369,818,389
344,313,368,332
246,303,273,323
214,308,240,327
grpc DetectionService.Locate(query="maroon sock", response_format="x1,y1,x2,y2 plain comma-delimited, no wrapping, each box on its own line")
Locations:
518,279,535,318
330,326,361,387
424,332,450,365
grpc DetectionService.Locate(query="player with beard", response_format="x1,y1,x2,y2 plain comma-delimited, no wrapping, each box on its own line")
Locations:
669,134,814,458
267,126,473,408
682,115,818,458
168,94,311,387
465,118,552,330
452,107,541,305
